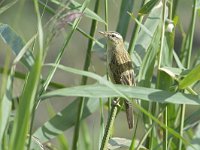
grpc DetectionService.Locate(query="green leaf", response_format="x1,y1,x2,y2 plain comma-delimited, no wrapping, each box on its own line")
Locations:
41,84,200,105
160,67,189,78
179,64,200,89
36,64,194,145
133,0,163,66
139,0,160,15
0,65,14,147
9,52,42,150
9,1,43,149
0,24,35,70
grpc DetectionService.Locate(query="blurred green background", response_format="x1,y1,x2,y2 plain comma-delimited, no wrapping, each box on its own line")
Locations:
0,0,200,149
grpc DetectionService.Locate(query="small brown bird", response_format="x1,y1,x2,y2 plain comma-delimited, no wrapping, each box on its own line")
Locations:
99,31,135,129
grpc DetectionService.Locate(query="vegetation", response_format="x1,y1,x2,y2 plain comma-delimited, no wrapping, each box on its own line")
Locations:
0,0,200,149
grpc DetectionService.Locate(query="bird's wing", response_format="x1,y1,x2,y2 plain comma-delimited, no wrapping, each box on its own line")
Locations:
120,70,135,86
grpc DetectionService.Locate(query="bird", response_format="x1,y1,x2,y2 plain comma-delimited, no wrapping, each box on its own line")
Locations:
99,31,135,129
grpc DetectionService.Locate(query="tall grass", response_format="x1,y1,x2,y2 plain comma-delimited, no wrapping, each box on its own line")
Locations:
0,0,200,150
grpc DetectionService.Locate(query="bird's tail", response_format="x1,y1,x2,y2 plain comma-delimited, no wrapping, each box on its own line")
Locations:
124,100,133,129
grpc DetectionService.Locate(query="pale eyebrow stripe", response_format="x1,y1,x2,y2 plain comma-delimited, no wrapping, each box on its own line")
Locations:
109,32,123,39
114,33,122,39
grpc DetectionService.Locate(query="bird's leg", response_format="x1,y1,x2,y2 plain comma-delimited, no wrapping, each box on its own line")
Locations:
112,98,121,107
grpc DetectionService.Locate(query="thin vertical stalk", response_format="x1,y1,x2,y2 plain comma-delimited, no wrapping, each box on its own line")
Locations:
104,0,108,31
178,104,185,150
28,6,84,149
172,0,179,18
157,0,166,69
163,108,168,150
185,1,197,69
130,113,140,150
99,99,105,149
104,0,111,112
135,126,152,150
156,0,168,150
100,104,118,150
128,0,146,54
72,0,100,149
178,0,197,149
168,0,173,19
103,0,112,139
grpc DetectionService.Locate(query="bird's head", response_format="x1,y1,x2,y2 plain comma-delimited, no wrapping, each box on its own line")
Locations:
99,31,123,47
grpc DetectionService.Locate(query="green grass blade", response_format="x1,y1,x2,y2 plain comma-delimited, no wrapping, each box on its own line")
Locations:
72,0,100,148
9,50,42,150
9,0,43,149
137,27,160,87
0,51,12,148
179,64,200,89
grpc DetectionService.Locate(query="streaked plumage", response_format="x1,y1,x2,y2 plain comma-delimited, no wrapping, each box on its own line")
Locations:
99,31,135,129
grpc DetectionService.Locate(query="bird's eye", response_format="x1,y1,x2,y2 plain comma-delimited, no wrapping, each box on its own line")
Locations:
111,34,115,38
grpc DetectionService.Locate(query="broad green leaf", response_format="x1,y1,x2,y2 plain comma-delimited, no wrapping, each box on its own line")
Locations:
179,64,200,89
41,84,200,105
0,24,35,70
37,64,193,145
160,67,186,78
134,1,164,66
42,64,200,106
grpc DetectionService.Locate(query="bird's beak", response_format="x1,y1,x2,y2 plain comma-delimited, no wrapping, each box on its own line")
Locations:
99,31,107,37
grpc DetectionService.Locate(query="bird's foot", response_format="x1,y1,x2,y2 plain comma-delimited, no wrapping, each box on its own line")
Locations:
112,98,120,107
